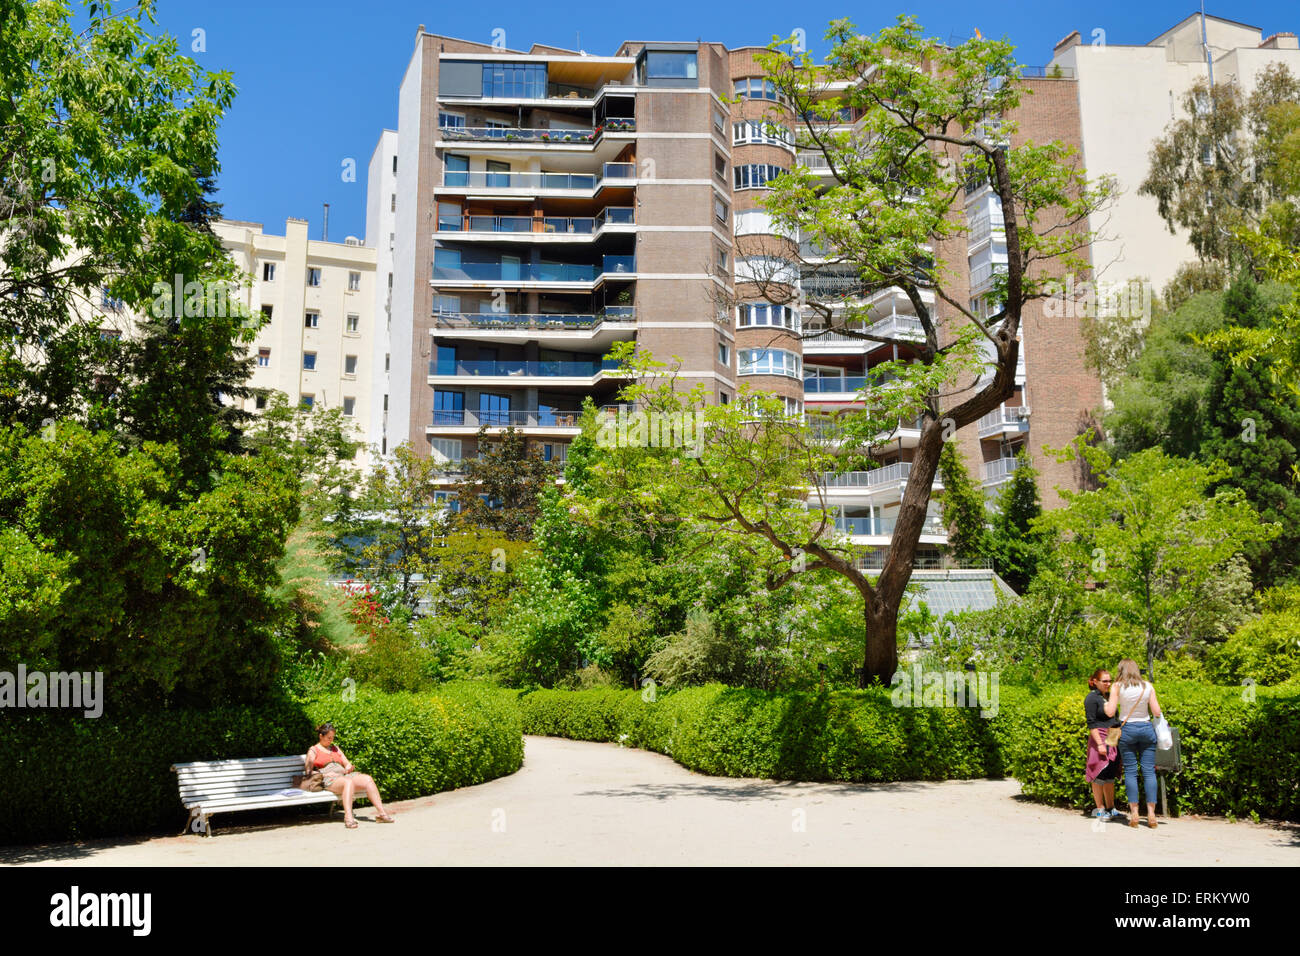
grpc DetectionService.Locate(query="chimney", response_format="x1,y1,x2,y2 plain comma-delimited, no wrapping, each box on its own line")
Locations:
1054,30,1081,53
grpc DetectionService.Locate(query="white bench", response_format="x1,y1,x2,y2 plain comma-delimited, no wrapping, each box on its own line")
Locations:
171,755,339,836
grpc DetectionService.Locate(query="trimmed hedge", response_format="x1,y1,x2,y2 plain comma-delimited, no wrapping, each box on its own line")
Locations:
999,681,1300,819
521,685,1007,782
520,682,1300,820
1,683,523,846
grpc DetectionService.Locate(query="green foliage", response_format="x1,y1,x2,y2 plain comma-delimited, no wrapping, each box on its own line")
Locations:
1001,681,1300,820
0,421,299,707
1206,586,1300,685
986,452,1045,594
520,684,1004,781
449,426,557,539
0,684,523,845
1036,442,1275,677
936,440,989,562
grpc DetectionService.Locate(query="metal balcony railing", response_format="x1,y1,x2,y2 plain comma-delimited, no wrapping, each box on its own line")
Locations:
431,309,636,330
822,462,912,487
442,163,635,191
982,456,1023,483
438,120,635,144
977,405,1029,437
969,261,1008,291
438,207,635,235
433,256,634,284
804,376,867,394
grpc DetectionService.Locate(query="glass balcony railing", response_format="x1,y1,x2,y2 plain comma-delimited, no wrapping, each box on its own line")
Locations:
443,165,636,191
429,409,585,428
428,358,626,377
834,516,896,536
804,376,867,394
433,257,634,283
438,207,635,235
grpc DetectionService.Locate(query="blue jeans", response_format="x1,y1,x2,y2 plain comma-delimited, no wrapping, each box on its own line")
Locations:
1117,721,1158,807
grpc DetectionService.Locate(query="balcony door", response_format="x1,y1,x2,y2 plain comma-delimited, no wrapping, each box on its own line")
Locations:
479,392,511,427
500,254,521,281
486,159,509,188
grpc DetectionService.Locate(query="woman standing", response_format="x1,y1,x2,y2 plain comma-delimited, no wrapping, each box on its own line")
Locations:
1084,669,1122,821
1104,659,1163,829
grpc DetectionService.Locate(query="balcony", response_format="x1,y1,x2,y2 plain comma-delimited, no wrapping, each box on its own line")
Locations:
433,308,635,331
437,207,635,237
429,409,584,430
966,214,1005,245
438,119,636,145
977,405,1029,438
982,456,1023,484
800,275,863,298
969,261,1008,293
822,462,911,488
441,163,636,192
432,255,635,287
804,375,866,395
427,358,626,379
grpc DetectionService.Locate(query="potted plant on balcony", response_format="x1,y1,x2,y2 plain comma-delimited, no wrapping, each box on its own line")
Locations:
540,131,551,141
563,133,572,142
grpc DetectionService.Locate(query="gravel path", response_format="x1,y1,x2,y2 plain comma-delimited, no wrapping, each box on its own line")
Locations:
5,736,1297,866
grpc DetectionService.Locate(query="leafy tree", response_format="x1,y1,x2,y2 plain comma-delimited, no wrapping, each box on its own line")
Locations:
1200,274,1300,583
0,421,299,707
0,0,239,447
986,451,1044,593
1139,65,1300,265
696,17,1116,684
1206,585,1300,685
1037,442,1275,678
936,439,989,563
449,426,556,539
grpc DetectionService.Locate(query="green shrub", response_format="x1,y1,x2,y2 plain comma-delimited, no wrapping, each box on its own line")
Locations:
1,684,522,845
521,684,1005,782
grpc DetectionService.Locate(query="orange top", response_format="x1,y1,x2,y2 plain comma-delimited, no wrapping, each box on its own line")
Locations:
310,744,346,769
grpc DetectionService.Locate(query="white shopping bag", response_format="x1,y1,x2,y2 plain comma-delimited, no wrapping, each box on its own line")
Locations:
1154,716,1173,750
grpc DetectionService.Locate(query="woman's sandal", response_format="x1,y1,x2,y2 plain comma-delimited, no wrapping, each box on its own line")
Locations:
1128,819,1140,828
344,817,359,829
1147,818,1159,829
376,813,396,823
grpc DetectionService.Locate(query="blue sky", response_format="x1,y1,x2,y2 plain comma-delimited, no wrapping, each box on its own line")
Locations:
135,1,1298,242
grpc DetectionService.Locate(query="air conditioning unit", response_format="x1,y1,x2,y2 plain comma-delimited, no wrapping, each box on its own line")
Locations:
1017,406,1031,421
344,236,362,246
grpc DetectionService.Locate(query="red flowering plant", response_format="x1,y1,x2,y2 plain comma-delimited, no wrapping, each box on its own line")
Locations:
342,580,390,637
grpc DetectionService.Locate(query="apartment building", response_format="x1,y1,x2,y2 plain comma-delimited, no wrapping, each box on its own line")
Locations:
369,28,1110,573
216,218,378,466
1049,12,1300,292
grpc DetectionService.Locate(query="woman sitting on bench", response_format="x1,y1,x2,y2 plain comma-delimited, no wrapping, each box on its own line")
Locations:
307,723,396,828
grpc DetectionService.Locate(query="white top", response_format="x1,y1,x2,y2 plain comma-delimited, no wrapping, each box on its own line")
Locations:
1118,681,1152,722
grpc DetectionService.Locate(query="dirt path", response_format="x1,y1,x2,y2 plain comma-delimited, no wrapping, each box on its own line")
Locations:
5,736,1297,866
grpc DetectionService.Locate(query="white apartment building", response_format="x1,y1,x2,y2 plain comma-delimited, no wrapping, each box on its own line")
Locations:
1050,12,1300,292
216,218,378,466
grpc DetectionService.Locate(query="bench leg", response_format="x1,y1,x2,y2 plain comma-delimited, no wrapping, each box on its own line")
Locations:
182,809,198,836
191,811,211,837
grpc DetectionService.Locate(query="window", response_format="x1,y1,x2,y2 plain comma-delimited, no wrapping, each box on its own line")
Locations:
714,152,727,182
98,328,122,340
346,313,359,333
383,394,388,411
260,304,274,323
716,247,729,272
385,353,391,372
430,438,463,464
738,303,800,332
480,62,547,99
433,295,461,314
255,394,267,410
307,268,321,287
444,154,469,187
392,155,397,174
479,392,511,426
713,106,726,134
438,111,465,129
720,392,729,404
433,390,464,425
734,77,783,102
100,288,123,312
348,271,361,291
303,352,317,371
738,348,801,378
1200,141,1215,166
304,312,320,328
262,262,276,281
734,164,786,190
644,51,697,80
344,355,358,376
257,348,270,367
390,193,396,212
342,397,356,417
300,393,314,409
733,120,793,147
714,198,728,224
717,342,729,365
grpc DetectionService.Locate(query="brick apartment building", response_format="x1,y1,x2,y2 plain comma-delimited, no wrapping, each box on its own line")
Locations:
360,27,1106,568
